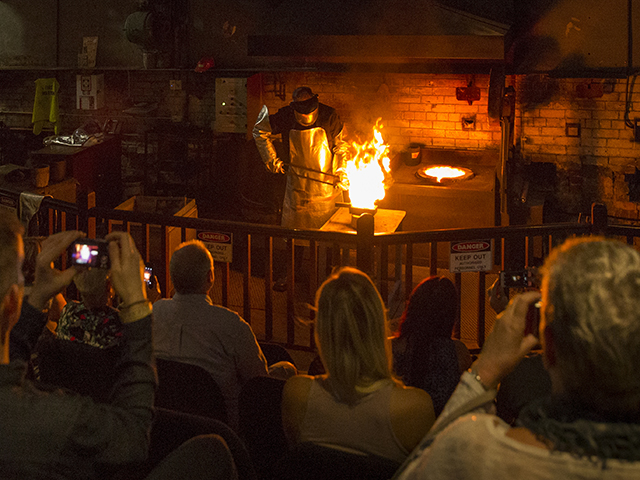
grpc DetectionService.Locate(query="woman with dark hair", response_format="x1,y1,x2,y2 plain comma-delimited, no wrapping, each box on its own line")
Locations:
392,276,471,416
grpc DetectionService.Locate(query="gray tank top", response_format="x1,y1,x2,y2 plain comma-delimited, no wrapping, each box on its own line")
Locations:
299,378,409,463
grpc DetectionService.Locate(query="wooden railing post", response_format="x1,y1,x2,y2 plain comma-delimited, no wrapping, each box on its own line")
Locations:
356,213,375,276
591,203,608,236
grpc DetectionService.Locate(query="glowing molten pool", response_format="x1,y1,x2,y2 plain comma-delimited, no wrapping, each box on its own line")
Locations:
422,166,467,183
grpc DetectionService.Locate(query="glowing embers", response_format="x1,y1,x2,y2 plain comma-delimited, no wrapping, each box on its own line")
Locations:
345,118,393,210
416,165,475,185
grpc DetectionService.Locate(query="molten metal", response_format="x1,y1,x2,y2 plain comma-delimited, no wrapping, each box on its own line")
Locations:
422,166,466,183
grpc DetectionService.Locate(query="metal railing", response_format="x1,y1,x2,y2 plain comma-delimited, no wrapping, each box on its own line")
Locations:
5,187,640,352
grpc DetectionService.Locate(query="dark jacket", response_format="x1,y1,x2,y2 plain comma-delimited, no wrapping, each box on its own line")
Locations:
2,302,155,479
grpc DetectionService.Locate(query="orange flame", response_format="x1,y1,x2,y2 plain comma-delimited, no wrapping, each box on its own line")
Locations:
423,166,466,183
345,119,392,210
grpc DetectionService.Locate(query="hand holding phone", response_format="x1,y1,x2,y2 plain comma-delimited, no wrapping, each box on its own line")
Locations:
499,268,540,289
144,265,153,287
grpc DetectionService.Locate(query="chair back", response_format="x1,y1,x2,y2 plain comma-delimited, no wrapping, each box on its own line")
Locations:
273,442,401,480
150,408,257,480
239,375,287,479
258,342,296,367
155,357,227,424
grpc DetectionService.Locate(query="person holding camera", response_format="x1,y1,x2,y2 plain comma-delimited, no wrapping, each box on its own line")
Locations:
0,212,156,478
395,237,640,480
30,266,125,403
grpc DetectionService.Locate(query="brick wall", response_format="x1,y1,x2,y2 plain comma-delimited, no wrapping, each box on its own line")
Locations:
259,71,502,156
514,75,640,221
3,68,639,221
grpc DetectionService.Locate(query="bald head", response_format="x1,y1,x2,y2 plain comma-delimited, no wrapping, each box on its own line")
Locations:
170,241,214,295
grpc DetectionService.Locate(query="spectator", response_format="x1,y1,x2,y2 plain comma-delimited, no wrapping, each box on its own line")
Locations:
282,267,435,464
31,267,125,402
392,276,471,416
153,240,269,430
0,212,155,478
396,237,640,479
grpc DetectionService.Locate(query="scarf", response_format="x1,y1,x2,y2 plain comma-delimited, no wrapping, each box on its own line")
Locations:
517,396,640,466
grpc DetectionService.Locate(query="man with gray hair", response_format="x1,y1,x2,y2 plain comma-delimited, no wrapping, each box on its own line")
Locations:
153,240,268,430
395,236,640,479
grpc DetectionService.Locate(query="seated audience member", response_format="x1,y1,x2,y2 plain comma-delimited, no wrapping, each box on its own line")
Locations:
31,267,124,402
0,213,155,478
392,276,471,415
282,267,435,464
153,240,269,430
396,237,640,479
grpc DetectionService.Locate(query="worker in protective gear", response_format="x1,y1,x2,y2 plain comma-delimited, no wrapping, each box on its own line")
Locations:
253,86,349,229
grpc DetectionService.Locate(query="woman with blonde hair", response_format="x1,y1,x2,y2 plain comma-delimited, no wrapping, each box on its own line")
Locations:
281,267,435,464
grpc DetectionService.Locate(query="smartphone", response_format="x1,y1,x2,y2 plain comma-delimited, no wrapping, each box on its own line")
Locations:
525,300,542,338
69,239,110,269
500,269,538,289
144,265,154,287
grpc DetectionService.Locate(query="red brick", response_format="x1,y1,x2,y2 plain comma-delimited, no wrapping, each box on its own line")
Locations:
433,137,455,147
432,121,454,130
445,130,470,139
391,103,410,112
537,144,567,155
607,138,636,149
455,139,480,148
593,110,622,120
433,87,454,96
422,129,447,138
539,127,566,137
592,129,620,139
538,109,565,118
410,103,431,111
545,118,565,128
410,120,434,129
400,128,425,137
455,105,480,114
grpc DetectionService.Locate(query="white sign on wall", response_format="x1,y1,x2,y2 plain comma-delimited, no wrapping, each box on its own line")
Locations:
198,231,233,263
449,239,493,273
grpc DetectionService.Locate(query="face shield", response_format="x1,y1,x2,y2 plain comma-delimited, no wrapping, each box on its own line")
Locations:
291,95,319,126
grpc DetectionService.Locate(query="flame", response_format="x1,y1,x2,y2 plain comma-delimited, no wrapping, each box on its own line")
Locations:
423,166,466,183
345,119,392,210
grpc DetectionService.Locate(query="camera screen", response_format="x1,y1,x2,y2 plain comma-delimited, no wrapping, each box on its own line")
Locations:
70,240,109,269
71,242,100,266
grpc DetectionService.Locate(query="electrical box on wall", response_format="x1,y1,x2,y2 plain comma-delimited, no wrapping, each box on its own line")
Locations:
76,74,104,110
214,78,247,133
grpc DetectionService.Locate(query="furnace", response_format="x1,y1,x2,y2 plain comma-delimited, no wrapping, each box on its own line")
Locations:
379,148,497,264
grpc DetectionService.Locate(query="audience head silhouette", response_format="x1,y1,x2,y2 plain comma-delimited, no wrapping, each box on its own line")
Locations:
399,276,458,341
170,240,214,295
541,237,640,417
314,267,393,403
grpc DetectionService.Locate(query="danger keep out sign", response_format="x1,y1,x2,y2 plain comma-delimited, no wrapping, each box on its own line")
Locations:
450,239,493,273
198,231,233,263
